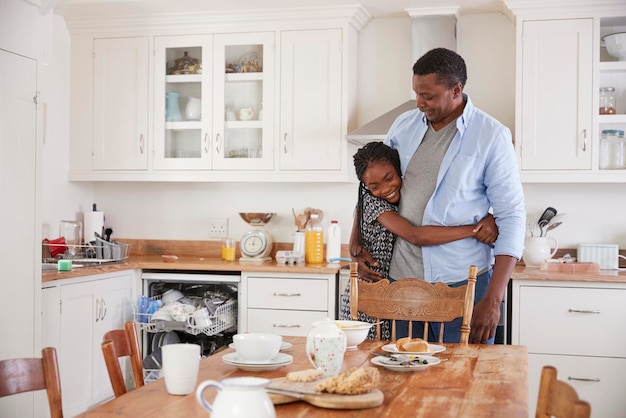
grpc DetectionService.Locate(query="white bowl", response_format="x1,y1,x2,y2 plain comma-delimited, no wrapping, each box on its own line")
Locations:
233,333,282,362
162,289,184,305
603,32,626,61
312,320,372,349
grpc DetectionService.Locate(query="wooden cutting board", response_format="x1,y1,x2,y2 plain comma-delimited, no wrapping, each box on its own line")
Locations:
266,377,384,409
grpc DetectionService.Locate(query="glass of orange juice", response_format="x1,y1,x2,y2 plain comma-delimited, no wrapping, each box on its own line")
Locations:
221,238,236,261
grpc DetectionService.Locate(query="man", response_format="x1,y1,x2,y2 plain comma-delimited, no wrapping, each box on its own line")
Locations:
351,48,525,344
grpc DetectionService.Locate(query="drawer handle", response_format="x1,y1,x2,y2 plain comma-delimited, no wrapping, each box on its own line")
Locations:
273,324,301,328
568,376,600,383
568,309,600,314
273,292,301,297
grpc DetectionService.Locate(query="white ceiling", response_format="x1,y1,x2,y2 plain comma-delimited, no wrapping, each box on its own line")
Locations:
55,0,505,18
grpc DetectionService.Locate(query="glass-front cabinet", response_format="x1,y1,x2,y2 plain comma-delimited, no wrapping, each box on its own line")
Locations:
154,33,274,171
212,32,275,170
154,35,212,170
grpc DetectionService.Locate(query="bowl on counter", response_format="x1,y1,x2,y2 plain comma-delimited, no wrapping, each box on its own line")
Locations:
238,212,276,225
603,32,626,61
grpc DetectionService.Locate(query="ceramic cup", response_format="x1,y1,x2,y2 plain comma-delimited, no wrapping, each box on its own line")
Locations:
187,307,212,328
169,303,196,322
238,107,254,121
196,377,276,418
162,343,201,395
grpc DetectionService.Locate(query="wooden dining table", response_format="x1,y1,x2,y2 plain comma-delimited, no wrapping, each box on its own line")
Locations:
75,336,528,417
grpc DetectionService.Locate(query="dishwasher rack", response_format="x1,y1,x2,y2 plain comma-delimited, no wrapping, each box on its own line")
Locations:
133,298,236,337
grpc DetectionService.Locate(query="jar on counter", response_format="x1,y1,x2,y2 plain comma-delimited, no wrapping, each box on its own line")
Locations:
599,87,617,115
599,129,626,170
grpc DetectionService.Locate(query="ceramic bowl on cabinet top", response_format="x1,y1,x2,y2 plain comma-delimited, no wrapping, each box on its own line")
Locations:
312,320,371,349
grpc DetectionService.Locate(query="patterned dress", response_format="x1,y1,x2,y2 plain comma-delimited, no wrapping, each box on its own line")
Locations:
340,191,396,340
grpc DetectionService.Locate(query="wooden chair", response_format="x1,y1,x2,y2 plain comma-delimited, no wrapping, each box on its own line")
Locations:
349,262,477,343
101,321,144,398
536,365,591,418
0,347,63,418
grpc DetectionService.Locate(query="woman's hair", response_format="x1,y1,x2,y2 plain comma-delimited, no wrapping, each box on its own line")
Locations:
352,142,401,246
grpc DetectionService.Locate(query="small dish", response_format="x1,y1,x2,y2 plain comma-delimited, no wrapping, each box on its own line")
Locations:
228,341,292,351
381,342,446,356
370,354,440,372
222,352,293,371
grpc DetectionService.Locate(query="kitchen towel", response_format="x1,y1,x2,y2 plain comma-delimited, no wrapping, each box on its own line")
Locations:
577,243,626,270
83,211,104,243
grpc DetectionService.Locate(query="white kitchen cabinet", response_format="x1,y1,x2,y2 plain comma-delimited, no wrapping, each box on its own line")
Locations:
505,1,626,182
240,272,337,336
153,35,212,170
518,18,593,172
279,29,344,171
511,279,626,418
66,6,367,182
93,37,149,170
212,32,275,170
42,271,135,417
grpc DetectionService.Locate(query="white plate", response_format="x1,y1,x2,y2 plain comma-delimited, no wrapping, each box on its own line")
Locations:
381,342,446,355
222,352,293,371
228,341,293,351
161,331,181,347
370,355,440,372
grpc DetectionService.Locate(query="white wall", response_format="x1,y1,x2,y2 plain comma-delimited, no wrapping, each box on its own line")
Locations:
35,9,626,251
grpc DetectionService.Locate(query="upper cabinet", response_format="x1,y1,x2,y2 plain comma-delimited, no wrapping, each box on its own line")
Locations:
505,0,626,183
66,6,369,182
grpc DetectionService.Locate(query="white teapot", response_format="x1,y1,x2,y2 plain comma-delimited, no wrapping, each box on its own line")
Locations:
196,376,275,418
306,318,346,377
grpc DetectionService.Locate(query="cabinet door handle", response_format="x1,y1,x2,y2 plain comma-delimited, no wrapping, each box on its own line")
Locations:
273,292,301,297
139,134,145,154
568,376,600,383
95,298,101,322
283,133,288,153
204,133,209,154
273,324,301,328
582,129,587,152
101,298,107,320
215,133,222,154
568,308,600,314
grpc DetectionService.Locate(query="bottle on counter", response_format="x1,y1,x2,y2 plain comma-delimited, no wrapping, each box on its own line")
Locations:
326,220,341,263
305,213,324,264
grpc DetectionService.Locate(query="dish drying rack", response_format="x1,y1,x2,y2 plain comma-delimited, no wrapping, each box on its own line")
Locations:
42,241,131,264
133,296,236,337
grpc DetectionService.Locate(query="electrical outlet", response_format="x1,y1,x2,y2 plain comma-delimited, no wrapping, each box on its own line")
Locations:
208,219,228,239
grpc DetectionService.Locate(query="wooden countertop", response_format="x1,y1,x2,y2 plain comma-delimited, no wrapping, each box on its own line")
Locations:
512,264,626,283
74,336,528,418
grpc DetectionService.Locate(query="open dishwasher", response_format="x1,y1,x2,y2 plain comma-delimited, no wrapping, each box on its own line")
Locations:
136,271,240,382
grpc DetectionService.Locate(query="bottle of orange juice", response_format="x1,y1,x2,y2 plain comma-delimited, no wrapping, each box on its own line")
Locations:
305,214,324,264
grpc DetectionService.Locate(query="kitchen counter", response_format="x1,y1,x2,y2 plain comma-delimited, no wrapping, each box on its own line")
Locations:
512,264,626,283
41,255,346,283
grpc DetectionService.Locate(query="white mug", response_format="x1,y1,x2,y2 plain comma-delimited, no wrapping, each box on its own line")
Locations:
187,307,212,328
196,377,275,418
238,107,254,121
162,344,201,395
523,236,558,267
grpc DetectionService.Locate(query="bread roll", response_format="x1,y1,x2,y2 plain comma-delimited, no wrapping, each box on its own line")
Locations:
395,337,411,351
402,339,429,352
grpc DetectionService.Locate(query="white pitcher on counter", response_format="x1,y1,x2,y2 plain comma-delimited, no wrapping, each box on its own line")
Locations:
523,236,558,267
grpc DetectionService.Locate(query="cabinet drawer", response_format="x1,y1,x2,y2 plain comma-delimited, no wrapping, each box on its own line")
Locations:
247,278,328,311
246,309,327,336
518,286,626,356
528,354,626,418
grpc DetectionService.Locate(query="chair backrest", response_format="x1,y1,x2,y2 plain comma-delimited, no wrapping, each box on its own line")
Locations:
0,347,63,418
536,365,591,418
101,321,144,398
349,263,477,343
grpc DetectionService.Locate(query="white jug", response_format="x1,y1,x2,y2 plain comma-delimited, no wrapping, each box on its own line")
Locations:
185,96,201,121
238,106,254,121
523,236,558,267
196,377,275,418
306,318,346,377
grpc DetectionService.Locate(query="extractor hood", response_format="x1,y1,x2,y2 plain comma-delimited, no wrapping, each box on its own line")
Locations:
346,11,457,145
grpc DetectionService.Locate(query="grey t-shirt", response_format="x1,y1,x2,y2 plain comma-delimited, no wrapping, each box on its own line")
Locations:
389,119,458,280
